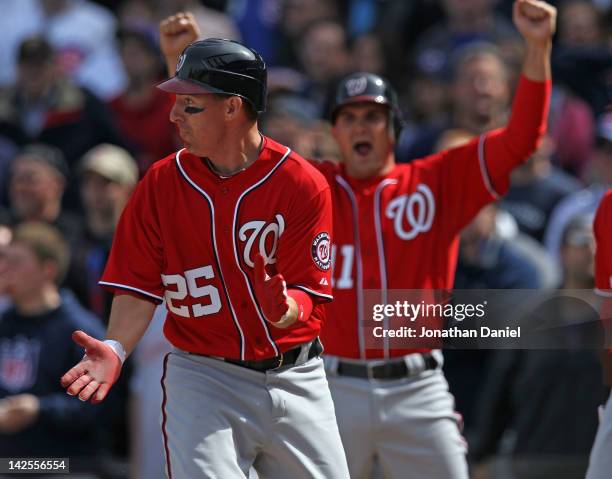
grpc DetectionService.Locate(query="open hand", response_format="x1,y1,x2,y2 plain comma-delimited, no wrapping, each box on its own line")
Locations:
60,331,122,404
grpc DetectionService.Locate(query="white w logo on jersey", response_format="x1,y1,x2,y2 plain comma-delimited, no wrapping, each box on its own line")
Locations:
239,214,285,267
386,184,435,240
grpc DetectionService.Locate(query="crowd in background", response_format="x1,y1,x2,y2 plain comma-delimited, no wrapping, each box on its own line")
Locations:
0,0,610,478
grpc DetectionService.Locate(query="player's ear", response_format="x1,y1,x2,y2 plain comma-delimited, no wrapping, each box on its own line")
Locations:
225,96,243,120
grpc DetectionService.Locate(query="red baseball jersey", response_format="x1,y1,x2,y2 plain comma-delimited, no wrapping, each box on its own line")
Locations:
595,190,612,295
100,136,333,360
317,76,551,359
594,189,612,350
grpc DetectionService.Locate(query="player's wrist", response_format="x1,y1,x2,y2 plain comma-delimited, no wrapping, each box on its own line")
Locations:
103,339,127,364
269,298,298,329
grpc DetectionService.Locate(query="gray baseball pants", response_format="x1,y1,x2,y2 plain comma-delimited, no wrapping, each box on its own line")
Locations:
325,352,469,479
161,349,350,479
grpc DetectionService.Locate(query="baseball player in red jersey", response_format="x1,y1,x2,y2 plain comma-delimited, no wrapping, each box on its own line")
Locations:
60,17,350,479
315,1,555,477
586,188,612,479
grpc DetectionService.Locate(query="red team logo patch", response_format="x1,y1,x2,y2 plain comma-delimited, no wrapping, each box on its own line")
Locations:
312,232,331,271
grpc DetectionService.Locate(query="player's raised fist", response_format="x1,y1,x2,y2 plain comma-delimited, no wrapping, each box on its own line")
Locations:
252,253,291,327
60,331,122,405
159,11,200,71
513,0,556,47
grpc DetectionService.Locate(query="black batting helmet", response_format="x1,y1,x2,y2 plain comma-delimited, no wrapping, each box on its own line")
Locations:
157,38,267,113
330,72,403,138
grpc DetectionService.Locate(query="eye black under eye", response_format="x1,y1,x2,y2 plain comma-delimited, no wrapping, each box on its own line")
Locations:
185,106,205,114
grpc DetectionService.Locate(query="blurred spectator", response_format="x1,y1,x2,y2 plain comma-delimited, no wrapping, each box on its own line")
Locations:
297,20,353,115
443,129,544,436
0,222,112,471
65,144,138,321
0,224,11,314
158,0,241,41
455,203,541,289
0,36,128,182
229,0,282,63
350,32,387,77
116,0,158,35
0,142,20,209
548,85,596,180
397,74,450,154
553,0,612,116
1,144,83,251
449,44,510,134
261,93,340,162
500,136,581,243
469,216,606,479
40,0,127,100
559,214,597,289
407,73,449,127
448,202,542,434
545,112,612,268
558,0,605,48
275,0,339,68
412,0,519,78
1,0,130,100
129,304,171,479
399,43,511,161
376,1,446,81
547,1,604,178
345,0,378,37
0,0,42,87
109,28,177,174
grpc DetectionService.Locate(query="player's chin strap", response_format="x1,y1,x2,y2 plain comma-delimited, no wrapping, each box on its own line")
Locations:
103,339,127,364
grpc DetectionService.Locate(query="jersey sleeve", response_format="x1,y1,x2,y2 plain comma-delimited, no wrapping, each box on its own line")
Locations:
276,182,333,303
594,193,612,350
595,193,612,296
99,173,165,303
482,75,551,194
418,138,496,235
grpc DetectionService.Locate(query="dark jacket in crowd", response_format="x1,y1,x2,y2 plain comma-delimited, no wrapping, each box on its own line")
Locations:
0,290,109,458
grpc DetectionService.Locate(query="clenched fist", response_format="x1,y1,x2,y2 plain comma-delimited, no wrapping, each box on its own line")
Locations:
159,11,201,75
513,0,557,47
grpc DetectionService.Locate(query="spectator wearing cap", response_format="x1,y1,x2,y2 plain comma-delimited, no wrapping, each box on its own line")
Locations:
545,112,612,270
0,36,129,181
1,144,83,252
108,28,178,176
62,143,139,465
65,144,138,321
